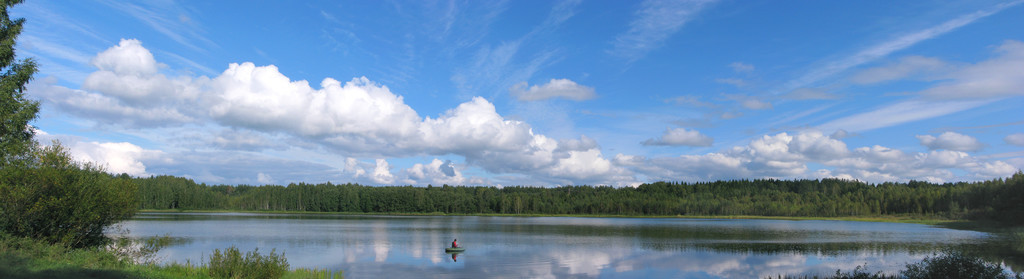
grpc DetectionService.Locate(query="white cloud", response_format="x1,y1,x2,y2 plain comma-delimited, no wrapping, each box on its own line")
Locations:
743,100,771,110
62,140,163,176
509,78,596,101
89,39,159,76
783,88,839,100
208,129,283,151
33,39,634,186
916,132,984,152
724,94,772,110
256,172,274,184
611,0,716,62
817,99,990,133
830,129,851,140
729,62,753,73
371,159,396,184
82,39,208,106
642,128,713,147
209,63,422,148
918,40,1024,99
666,95,717,108
101,1,217,52
402,159,486,186
625,130,1013,183
721,111,742,119
778,1,1019,94
1005,133,1024,146
29,76,195,127
33,38,1019,187
850,56,949,84
715,78,746,87
548,149,614,181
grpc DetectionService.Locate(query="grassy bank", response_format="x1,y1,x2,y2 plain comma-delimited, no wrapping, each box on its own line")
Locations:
0,233,341,279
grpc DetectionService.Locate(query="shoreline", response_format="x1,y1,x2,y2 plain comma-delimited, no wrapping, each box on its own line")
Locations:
137,209,959,226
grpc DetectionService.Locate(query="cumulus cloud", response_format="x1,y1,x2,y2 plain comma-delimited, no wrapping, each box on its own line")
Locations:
916,131,984,152
83,39,206,106
58,140,163,176
33,38,1017,186
29,76,195,127
89,39,160,76
509,78,596,101
642,128,713,147
625,130,1013,183
402,159,487,186
256,172,274,184
31,39,627,186
371,159,396,184
1006,133,1024,146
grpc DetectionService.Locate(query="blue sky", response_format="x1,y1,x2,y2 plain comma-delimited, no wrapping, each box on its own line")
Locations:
13,0,1024,186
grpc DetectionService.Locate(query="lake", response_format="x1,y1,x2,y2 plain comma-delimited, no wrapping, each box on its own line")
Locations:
115,212,999,278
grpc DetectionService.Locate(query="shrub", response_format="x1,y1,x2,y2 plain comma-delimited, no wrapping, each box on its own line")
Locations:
0,142,138,248
208,246,289,279
902,251,1017,279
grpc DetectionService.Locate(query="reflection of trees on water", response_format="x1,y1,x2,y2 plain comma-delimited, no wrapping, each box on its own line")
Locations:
639,241,948,255
123,213,1019,277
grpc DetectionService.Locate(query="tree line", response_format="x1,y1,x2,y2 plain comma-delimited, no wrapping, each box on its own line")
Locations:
135,171,1024,225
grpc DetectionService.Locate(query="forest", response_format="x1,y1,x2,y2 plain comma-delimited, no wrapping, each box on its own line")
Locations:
134,171,1024,225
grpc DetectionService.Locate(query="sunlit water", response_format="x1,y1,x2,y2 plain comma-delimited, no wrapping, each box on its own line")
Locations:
114,213,995,278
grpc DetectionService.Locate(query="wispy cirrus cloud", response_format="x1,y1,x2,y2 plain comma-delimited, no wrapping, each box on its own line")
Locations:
100,0,217,53
777,0,1022,94
610,0,716,63
452,0,581,99
817,99,991,133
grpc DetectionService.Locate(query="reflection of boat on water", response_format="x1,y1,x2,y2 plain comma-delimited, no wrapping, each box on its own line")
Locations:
445,247,466,253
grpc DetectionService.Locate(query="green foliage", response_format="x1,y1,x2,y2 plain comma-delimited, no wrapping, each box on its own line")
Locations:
0,232,139,278
0,142,139,248
770,265,897,279
0,0,38,167
902,251,1019,279
207,246,289,279
3,232,340,279
282,268,342,279
107,234,181,265
135,172,1024,226
774,252,1023,279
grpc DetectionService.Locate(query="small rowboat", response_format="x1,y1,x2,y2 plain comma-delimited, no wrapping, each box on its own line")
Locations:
445,247,466,253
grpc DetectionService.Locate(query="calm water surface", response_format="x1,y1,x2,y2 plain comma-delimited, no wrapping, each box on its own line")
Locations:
115,213,994,278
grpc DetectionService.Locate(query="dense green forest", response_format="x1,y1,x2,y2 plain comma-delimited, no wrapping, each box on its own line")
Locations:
135,171,1024,225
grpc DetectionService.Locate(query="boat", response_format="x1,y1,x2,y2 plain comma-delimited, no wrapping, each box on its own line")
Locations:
445,247,466,253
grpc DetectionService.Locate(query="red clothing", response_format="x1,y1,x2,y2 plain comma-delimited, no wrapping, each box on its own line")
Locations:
452,240,458,248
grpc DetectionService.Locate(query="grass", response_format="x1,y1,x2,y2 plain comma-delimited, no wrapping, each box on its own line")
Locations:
772,251,1023,279
0,232,342,279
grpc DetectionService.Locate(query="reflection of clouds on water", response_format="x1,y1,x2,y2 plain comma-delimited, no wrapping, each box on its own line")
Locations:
372,220,390,262
548,249,617,276
117,213,995,278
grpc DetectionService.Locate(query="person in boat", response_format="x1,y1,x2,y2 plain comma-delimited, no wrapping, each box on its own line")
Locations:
452,238,458,248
